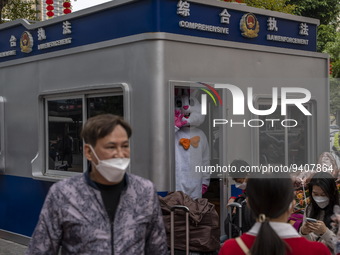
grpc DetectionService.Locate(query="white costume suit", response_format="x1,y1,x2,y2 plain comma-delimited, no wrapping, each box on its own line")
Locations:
175,126,210,199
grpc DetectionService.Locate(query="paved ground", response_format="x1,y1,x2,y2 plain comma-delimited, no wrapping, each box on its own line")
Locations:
0,238,27,255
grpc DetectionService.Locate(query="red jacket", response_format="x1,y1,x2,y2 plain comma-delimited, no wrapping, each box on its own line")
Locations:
219,222,331,255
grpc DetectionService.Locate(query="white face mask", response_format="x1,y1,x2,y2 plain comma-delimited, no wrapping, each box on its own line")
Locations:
89,145,130,183
313,196,329,209
235,182,247,190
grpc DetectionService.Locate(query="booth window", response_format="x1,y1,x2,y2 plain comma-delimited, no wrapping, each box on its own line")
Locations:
259,103,311,166
46,92,123,175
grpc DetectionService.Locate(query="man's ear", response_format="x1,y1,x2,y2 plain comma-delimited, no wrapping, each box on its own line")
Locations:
84,144,93,161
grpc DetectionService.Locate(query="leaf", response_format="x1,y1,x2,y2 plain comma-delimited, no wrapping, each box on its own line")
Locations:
1,0,40,23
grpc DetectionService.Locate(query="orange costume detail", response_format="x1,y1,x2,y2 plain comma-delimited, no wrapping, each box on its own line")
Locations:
179,136,200,150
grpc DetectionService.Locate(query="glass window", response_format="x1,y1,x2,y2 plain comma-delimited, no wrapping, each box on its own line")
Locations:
259,105,285,165
87,95,123,117
287,105,308,166
46,92,124,175
259,103,310,166
47,98,82,172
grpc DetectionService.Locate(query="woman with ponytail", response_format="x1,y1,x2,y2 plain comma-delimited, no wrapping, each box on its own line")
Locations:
219,172,330,255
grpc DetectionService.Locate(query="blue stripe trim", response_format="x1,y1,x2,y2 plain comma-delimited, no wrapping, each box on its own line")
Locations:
157,191,168,197
0,175,52,236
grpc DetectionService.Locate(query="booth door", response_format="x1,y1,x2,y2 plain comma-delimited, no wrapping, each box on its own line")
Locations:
171,82,227,231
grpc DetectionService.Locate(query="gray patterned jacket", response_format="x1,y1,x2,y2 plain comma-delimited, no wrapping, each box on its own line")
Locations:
25,172,168,255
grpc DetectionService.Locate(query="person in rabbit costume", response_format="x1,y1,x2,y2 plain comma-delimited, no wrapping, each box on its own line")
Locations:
174,88,210,199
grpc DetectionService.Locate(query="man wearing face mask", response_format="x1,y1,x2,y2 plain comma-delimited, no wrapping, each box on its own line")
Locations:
26,114,168,255
300,172,340,254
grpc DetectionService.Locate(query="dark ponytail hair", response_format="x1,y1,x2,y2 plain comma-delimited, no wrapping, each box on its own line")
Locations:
246,172,294,255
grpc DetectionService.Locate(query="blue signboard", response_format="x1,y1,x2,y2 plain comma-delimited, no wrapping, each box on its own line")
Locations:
161,0,317,51
0,0,318,63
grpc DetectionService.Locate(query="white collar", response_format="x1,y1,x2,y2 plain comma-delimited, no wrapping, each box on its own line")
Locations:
248,222,300,238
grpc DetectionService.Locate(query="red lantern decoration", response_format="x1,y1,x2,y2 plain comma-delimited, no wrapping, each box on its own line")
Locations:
46,11,54,17
63,0,72,15
63,2,71,8
46,0,54,18
63,8,72,14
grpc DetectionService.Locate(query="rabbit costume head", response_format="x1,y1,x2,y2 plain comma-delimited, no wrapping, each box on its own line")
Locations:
175,89,205,128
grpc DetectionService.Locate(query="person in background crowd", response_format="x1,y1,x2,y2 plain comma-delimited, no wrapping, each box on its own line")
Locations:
61,133,73,168
331,205,340,255
300,172,339,254
25,114,168,255
293,152,339,188
227,159,249,202
224,160,255,239
318,152,339,180
333,131,340,153
219,172,331,255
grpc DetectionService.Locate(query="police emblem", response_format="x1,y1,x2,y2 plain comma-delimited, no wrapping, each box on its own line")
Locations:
20,31,34,53
240,13,260,38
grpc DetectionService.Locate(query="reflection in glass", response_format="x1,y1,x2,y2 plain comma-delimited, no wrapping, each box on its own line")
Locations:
288,105,307,165
259,104,308,166
48,98,83,172
87,96,123,118
47,95,124,173
259,105,285,165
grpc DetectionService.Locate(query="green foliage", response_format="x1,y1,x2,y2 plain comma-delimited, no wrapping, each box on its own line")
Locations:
286,0,340,53
329,33,340,114
332,61,340,79
0,0,9,10
324,32,340,62
1,0,40,23
0,0,9,22
330,78,340,115
243,0,296,14
317,24,337,52
287,0,340,26
324,31,340,78
285,0,340,111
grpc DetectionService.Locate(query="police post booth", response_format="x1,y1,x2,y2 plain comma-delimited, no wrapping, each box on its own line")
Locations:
0,0,329,245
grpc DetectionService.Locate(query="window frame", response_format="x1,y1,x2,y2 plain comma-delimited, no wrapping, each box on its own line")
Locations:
32,83,130,181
